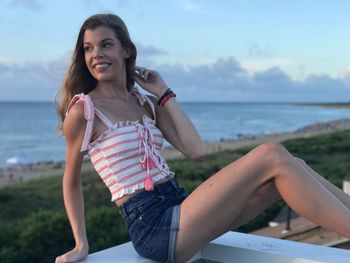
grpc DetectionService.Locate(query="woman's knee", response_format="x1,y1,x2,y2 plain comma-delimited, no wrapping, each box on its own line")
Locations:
256,142,294,168
294,157,306,165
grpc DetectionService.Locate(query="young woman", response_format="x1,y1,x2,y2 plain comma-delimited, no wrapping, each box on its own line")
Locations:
55,13,350,263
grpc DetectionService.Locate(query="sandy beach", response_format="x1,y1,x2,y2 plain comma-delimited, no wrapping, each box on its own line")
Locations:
1,118,350,187
161,118,350,159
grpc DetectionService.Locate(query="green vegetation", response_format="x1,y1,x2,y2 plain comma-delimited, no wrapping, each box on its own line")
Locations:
296,102,350,108
1,130,350,262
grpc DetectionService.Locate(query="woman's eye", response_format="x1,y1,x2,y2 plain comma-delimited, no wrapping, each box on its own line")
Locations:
84,46,92,52
103,43,113,48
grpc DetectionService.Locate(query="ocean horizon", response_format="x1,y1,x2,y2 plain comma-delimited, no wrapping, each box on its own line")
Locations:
1,101,350,167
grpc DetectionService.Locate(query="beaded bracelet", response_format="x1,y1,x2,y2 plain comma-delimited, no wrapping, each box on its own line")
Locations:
157,88,172,106
158,90,175,106
156,88,170,104
159,92,176,106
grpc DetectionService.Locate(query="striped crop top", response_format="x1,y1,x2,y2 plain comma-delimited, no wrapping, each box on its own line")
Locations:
65,87,175,201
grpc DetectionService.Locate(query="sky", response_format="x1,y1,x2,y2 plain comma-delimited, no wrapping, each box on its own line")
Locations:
1,0,350,102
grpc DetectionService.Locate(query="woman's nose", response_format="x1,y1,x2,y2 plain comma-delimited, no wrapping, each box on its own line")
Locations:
93,47,104,59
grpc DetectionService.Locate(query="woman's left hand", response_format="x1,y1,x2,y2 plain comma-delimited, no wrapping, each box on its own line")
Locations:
133,66,168,99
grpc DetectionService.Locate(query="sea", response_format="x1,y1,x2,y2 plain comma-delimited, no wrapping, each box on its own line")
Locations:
1,101,350,167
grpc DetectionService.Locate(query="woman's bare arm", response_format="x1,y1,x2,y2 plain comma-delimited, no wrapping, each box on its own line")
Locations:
61,100,89,251
133,67,205,160
149,95,205,160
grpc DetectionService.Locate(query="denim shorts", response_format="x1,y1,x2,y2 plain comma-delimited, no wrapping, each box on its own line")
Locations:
118,178,188,263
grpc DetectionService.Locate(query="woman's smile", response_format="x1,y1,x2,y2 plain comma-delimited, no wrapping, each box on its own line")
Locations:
83,26,129,82
93,62,112,73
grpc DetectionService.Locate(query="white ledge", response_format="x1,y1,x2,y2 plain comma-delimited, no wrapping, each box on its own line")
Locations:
81,231,350,262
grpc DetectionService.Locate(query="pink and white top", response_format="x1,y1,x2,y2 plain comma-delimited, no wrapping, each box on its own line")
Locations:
65,87,175,201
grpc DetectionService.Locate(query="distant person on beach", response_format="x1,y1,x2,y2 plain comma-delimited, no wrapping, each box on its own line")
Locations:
55,13,350,263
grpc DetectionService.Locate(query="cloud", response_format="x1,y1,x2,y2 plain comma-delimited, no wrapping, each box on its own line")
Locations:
0,53,17,64
241,58,295,73
1,45,350,102
338,66,350,84
253,67,297,90
136,43,167,58
157,57,350,102
135,44,167,67
0,53,69,101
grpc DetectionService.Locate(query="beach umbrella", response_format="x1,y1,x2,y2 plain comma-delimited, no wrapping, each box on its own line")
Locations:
5,156,27,165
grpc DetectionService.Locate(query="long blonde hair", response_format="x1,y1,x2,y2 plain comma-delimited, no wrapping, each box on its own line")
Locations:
54,13,137,134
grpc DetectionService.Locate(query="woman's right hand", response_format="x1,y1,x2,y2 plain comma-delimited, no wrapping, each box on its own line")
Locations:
55,245,89,263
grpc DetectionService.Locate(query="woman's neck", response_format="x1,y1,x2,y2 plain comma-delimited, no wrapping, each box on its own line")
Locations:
94,81,130,102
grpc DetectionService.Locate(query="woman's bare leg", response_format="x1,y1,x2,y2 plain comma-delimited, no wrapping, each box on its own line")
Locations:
219,180,281,233
224,157,350,232
295,157,350,208
175,142,350,263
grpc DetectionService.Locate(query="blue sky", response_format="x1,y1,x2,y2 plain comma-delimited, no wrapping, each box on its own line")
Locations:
1,0,350,102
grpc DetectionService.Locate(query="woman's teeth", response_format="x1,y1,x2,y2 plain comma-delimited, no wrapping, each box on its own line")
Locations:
95,63,110,69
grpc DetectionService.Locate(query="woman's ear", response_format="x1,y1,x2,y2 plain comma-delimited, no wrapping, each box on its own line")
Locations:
123,47,131,58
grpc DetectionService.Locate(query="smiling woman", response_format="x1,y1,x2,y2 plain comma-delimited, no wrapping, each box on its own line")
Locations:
55,14,137,117
54,13,350,263
83,27,130,83
54,13,202,263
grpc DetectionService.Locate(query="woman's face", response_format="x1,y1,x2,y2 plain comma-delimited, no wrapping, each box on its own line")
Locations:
83,26,129,83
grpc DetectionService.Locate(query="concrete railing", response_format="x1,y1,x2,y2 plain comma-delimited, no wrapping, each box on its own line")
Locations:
81,231,350,262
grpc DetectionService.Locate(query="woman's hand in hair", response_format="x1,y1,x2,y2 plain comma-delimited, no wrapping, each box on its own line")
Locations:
133,66,168,99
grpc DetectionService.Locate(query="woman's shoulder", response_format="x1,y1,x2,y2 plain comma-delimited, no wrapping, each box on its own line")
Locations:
65,99,85,120
63,100,86,138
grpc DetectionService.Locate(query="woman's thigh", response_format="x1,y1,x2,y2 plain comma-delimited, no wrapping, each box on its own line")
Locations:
222,179,281,233
175,143,288,262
